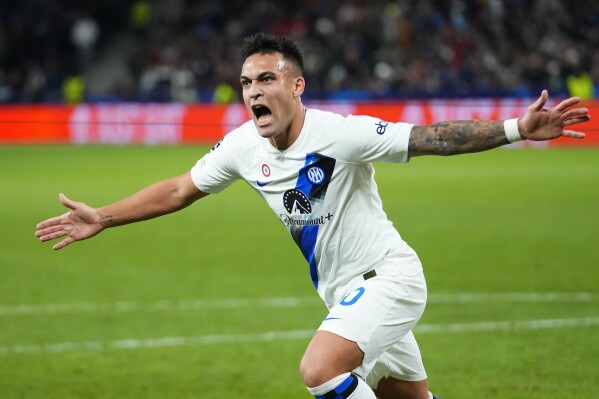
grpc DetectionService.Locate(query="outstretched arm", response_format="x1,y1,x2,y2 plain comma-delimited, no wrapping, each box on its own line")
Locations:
408,90,591,157
35,172,207,250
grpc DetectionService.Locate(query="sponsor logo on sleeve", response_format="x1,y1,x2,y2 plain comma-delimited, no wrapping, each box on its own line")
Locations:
375,120,389,135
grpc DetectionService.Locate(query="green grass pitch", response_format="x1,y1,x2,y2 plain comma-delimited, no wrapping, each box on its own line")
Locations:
1,145,598,398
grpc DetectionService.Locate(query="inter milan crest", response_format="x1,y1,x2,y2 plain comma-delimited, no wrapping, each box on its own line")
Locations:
283,189,312,214
306,166,325,184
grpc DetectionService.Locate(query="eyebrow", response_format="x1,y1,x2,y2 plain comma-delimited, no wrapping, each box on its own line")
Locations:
240,71,277,81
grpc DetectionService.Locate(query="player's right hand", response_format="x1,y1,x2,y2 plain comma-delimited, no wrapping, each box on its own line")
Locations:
35,193,104,250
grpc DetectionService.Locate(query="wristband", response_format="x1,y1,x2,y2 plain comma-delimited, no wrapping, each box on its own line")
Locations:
504,118,523,143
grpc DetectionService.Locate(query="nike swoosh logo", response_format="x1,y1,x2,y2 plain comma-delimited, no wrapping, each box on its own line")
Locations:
324,317,341,321
256,180,271,187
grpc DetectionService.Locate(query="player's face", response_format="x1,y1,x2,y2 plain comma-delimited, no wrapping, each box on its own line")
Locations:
240,52,304,141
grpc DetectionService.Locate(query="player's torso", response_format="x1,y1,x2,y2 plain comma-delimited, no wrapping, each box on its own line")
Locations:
224,109,416,305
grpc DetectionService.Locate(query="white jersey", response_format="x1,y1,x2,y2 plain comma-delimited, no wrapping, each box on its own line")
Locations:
191,108,423,308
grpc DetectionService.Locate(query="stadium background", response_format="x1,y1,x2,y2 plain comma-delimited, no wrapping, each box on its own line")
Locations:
1,0,598,145
1,1,598,398
1,0,599,102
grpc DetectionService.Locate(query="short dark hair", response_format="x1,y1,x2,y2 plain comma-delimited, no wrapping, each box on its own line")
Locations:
241,33,304,76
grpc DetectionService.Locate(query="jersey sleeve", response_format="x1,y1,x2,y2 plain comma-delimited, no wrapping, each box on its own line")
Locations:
190,133,240,194
336,114,413,164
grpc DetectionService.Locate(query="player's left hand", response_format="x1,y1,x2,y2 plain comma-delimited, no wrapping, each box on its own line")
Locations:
518,90,591,141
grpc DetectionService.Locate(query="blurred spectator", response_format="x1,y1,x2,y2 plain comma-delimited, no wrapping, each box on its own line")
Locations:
130,0,152,34
171,65,198,103
62,76,85,104
71,15,100,71
212,82,238,104
563,48,594,99
0,0,598,103
22,62,47,102
567,69,594,100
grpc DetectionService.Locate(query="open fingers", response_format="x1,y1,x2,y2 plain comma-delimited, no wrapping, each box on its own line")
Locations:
38,228,70,243
35,222,78,250
35,194,78,230
35,223,62,237
561,107,590,122
36,223,69,240
53,236,75,250
553,96,582,113
561,130,586,139
59,193,79,210
563,116,591,127
35,212,70,230
530,90,548,112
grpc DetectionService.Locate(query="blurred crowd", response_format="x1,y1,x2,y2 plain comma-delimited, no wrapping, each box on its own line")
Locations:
1,0,597,103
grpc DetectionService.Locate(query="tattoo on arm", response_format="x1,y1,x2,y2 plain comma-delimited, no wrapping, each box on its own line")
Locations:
101,214,115,228
409,120,509,157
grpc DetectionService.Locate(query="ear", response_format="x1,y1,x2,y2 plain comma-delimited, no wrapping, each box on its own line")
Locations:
293,76,305,98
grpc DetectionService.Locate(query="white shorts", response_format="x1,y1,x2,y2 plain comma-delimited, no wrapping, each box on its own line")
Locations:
317,269,428,388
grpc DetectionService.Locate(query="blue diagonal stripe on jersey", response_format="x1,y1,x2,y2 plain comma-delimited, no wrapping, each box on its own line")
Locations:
295,154,318,199
293,153,336,289
300,225,319,287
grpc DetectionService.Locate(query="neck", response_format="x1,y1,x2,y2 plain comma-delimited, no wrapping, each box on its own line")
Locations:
270,105,306,151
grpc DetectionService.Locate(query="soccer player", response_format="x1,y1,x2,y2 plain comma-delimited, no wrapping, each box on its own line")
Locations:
35,33,590,399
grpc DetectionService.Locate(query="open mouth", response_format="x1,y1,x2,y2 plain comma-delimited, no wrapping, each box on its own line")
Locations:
252,105,272,127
